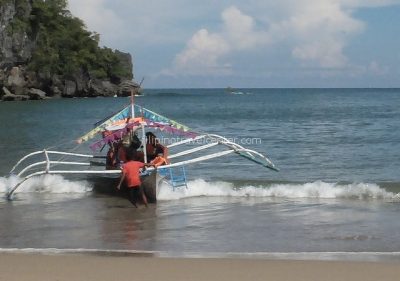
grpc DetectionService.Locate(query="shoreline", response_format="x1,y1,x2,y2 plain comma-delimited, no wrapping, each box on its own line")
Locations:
2,248,400,261
1,252,400,281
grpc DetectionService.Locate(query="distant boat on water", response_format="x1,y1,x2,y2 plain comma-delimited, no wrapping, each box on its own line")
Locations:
225,87,250,95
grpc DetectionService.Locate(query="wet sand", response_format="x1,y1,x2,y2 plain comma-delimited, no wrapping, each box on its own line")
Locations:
0,253,400,281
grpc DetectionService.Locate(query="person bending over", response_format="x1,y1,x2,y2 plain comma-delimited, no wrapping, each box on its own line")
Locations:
116,152,153,207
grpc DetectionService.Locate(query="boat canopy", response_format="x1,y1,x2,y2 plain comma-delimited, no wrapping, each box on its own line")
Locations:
76,104,192,144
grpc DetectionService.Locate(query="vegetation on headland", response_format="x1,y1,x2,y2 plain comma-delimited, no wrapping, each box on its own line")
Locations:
8,0,131,80
1,0,137,100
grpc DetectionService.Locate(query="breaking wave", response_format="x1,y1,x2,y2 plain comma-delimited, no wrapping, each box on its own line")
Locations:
1,175,399,202
0,175,92,195
157,179,400,201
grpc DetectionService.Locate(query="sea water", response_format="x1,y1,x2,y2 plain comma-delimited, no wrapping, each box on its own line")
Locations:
0,88,400,260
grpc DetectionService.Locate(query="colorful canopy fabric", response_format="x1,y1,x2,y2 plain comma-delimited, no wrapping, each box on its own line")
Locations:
76,106,131,143
77,104,194,144
89,120,197,151
141,108,191,132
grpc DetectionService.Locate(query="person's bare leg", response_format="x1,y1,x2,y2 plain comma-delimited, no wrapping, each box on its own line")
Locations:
141,189,148,207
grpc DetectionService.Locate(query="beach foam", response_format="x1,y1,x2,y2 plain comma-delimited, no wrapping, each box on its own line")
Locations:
0,175,92,194
158,179,400,201
1,175,398,201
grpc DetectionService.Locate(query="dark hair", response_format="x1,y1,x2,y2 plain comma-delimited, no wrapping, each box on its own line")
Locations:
146,132,156,138
146,132,158,145
126,149,138,161
155,145,163,155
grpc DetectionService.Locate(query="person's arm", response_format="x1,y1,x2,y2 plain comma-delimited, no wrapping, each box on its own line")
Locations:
116,170,125,190
163,146,170,164
143,163,156,168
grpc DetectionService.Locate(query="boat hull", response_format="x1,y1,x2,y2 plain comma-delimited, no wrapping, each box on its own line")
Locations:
90,171,162,203
141,171,158,203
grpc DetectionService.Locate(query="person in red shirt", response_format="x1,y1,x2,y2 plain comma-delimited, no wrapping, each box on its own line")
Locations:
116,152,152,207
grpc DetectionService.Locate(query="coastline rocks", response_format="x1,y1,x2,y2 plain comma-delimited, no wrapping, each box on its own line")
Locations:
0,0,35,68
63,80,77,98
0,1,139,102
0,65,140,101
2,94,28,101
5,66,26,96
1,85,29,101
2,86,12,96
118,80,141,96
89,79,118,97
28,88,47,100
7,66,25,88
1,85,46,101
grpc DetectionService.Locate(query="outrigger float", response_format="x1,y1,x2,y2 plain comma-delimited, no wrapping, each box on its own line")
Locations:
5,96,278,201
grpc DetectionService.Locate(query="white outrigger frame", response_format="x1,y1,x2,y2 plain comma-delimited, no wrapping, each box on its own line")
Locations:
6,133,278,200
5,93,278,200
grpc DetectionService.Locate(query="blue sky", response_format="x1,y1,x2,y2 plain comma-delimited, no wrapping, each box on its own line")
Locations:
68,0,400,88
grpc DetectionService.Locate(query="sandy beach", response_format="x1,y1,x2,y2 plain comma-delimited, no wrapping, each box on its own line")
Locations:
0,253,399,281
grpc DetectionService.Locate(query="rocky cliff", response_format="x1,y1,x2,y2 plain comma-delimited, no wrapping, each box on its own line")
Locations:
0,0,140,101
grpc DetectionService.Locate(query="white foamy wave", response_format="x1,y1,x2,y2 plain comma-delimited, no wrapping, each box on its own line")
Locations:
157,179,399,201
0,175,20,193
0,175,92,194
157,179,234,200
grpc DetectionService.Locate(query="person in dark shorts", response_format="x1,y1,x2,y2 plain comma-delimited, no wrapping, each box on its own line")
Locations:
116,151,153,207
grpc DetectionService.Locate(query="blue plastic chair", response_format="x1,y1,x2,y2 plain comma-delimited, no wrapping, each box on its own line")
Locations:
158,166,188,190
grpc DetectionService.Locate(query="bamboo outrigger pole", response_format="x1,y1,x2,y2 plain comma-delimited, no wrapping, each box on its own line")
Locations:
131,88,148,163
130,89,135,118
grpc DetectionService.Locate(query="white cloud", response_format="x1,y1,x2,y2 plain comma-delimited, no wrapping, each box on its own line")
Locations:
171,6,269,75
173,29,231,75
171,0,398,75
368,61,389,75
221,6,270,50
339,0,400,8
66,0,400,86
277,1,365,67
170,6,272,75
68,0,223,46
353,61,390,76
68,0,124,47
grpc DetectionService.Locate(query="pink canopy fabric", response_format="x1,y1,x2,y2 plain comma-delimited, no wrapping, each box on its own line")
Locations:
89,120,198,151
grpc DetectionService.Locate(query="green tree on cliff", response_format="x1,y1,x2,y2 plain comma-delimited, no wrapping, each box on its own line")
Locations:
19,0,131,80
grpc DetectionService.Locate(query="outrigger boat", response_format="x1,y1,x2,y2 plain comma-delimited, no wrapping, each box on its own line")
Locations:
5,95,278,201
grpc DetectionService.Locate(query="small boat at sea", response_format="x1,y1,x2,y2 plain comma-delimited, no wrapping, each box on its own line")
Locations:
225,87,250,95
5,95,278,201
